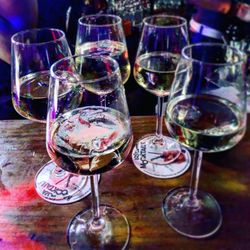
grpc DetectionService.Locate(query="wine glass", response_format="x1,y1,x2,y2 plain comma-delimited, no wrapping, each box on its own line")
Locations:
75,14,131,84
11,28,91,204
47,54,133,249
163,43,247,238
132,15,191,179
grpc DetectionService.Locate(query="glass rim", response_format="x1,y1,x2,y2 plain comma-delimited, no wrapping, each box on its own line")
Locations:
78,14,122,28
11,28,66,47
50,54,121,84
182,42,247,66
143,14,187,28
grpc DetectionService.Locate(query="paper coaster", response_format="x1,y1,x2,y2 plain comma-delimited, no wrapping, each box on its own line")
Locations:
132,146,191,179
35,161,100,204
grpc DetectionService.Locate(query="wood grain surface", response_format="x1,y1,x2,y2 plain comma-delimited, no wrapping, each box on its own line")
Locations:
0,116,250,250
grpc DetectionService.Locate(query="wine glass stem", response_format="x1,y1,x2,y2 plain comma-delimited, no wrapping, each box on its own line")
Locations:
188,150,203,207
90,175,100,219
155,96,164,141
100,95,106,107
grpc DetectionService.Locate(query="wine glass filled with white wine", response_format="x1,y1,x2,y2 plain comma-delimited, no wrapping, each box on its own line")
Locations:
47,54,133,249
163,43,247,238
11,28,90,204
132,15,190,178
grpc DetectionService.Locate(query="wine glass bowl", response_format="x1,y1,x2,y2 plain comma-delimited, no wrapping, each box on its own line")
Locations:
166,43,247,152
134,15,188,97
47,54,133,249
163,43,247,238
11,28,71,122
75,14,131,84
47,55,133,175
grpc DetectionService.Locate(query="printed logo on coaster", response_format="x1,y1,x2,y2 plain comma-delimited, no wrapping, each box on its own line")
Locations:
35,161,100,204
132,144,191,179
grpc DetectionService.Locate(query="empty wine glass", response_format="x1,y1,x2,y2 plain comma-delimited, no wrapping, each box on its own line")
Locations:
47,54,133,249
163,43,247,238
75,14,131,84
11,28,90,204
132,15,191,179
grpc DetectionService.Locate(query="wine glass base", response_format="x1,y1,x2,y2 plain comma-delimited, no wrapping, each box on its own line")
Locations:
35,161,99,204
67,205,130,250
132,135,191,178
162,187,222,239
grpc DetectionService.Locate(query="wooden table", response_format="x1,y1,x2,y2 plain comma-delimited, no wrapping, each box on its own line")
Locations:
0,116,250,250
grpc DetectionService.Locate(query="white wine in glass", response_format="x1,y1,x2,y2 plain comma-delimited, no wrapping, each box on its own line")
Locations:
75,14,131,84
